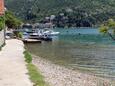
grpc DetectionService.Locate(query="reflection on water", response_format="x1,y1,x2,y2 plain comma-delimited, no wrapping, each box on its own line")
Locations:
26,28,115,79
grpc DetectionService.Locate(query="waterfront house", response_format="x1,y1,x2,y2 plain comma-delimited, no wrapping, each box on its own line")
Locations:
34,23,54,29
22,23,33,29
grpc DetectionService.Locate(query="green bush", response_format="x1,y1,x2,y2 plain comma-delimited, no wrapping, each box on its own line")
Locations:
0,16,5,31
18,32,23,38
24,51,32,63
13,31,22,38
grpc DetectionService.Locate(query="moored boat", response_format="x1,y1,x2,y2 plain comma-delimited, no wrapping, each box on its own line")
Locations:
43,30,60,36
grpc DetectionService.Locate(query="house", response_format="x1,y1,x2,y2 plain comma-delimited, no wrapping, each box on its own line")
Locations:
22,23,33,29
34,23,54,29
0,0,4,15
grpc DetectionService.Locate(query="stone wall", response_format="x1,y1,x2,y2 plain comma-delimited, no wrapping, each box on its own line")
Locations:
0,29,5,47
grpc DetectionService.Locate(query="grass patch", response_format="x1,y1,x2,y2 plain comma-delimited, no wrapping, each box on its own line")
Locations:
27,63,48,86
24,50,48,86
24,51,32,63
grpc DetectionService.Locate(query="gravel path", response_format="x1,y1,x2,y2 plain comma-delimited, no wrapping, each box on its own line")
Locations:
0,39,33,86
33,55,112,86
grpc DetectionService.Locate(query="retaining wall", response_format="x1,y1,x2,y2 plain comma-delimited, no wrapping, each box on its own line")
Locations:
0,29,5,47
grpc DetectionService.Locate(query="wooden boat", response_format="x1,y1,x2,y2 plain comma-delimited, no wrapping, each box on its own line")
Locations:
22,39,42,43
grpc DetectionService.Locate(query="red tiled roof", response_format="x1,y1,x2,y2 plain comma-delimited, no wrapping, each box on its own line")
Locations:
0,0,4,15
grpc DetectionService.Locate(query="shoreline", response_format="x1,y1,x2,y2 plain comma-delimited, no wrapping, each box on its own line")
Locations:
32,54,112,86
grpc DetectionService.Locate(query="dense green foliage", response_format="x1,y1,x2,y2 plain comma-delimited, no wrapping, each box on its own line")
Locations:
0,11,22,30
27,63,47,86
24,51,32,63
5,0,115,27
5,11,22,29
0,16,5,31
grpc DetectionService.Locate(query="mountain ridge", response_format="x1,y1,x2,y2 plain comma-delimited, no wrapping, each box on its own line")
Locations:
5,0,115,27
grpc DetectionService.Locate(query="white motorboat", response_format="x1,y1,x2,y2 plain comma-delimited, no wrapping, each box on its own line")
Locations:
43,30,60,36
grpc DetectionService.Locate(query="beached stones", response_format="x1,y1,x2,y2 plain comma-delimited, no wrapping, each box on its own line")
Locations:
32,56,111,86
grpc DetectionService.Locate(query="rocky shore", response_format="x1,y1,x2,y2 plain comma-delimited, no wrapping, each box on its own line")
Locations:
32,55,112,86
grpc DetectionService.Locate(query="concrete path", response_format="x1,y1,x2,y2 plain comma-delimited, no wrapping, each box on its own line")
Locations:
0,39,33,86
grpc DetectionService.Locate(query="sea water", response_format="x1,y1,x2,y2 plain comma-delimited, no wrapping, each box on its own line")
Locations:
26,28,115,80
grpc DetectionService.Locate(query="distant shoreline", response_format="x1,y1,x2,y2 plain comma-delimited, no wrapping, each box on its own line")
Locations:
54,27,98,29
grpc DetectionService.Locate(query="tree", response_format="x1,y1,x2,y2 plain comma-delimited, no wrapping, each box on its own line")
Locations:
5,11,22,29
0,16,5,31
99,19,115,40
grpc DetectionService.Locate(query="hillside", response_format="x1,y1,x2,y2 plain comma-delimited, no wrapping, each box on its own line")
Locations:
5,0,115,27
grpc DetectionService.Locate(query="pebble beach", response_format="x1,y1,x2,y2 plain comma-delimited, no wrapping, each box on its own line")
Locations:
32,55,112,86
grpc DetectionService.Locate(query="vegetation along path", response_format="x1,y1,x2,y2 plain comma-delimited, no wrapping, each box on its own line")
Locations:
0,39,33,86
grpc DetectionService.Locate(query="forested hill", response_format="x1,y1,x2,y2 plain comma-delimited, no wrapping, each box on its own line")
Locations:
5,0,115,27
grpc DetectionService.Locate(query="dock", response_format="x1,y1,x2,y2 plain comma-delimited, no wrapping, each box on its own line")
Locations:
22,39,42,43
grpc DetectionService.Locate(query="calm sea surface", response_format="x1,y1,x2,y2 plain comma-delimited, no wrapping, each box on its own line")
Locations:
26,28,115,79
